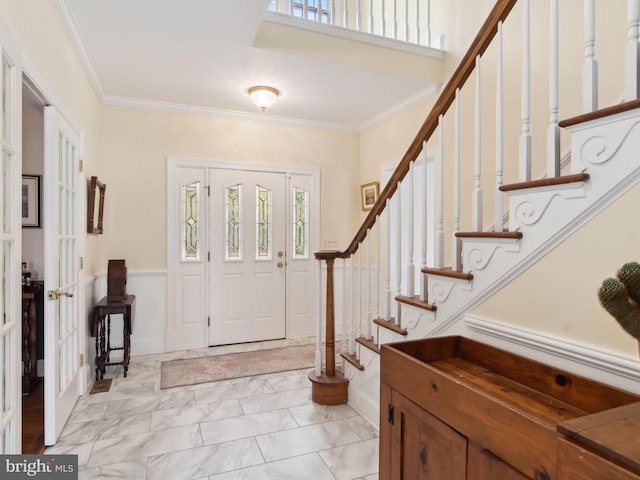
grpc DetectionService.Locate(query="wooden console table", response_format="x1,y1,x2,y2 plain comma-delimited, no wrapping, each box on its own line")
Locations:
22,281,44,394
91,295,135,380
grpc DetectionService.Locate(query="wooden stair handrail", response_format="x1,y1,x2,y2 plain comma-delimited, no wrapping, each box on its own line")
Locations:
334,0,518,260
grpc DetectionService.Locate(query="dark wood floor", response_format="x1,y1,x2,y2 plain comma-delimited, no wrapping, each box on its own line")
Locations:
22,378,45,454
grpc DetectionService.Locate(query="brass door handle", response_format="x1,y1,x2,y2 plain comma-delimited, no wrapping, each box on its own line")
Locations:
277,261,284,268
48,289,74,300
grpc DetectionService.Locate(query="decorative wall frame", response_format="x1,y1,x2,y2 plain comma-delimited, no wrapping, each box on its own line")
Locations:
360,181,379,211
22,175,41,228
87,176,106,234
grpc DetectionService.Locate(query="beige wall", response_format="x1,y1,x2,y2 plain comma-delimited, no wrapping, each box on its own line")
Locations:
98,106,360,269
1,0,103,275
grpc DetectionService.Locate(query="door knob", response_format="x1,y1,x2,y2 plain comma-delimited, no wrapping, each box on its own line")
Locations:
48,289,74,300
277,261,284,268
277,251,284,257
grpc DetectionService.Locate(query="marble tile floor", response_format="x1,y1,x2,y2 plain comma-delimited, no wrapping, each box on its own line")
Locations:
45,337,379,480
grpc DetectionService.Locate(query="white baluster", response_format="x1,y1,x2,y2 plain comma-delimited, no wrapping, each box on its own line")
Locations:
304,0,309,19
355,0,361,33
473,55,483,232
366,231,371,339
520,0,532,182
375,218,380,321
358,246,363,341
495,21,504,233
452,89,462,271
316,259,322,376
330,0,336,26
583,0,598,112
393,0,398,40
415,0,421,45
349,254,355,354
626,0,640,100
342,257,347,355
421,140,428,301
548,0,560,178
344,0,349,29
369,0,374,34
381,0,387,38
289,0,294,15
426,0,432,47
385,199,392,321
435,114,444,269
404,0,409,42
406,162,415,298
395,181,402,325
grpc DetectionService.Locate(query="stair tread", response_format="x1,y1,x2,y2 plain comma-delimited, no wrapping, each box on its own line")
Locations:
558,99,640,128
373,318,407,335
396,295,437,311
499,173,589,192
356,336,381,354
421,267,474,280
340,352,364,371
455,231,523,239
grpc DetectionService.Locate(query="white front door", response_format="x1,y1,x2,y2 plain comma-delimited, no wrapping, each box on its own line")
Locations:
209,169,286,345
43,106,83,445
0,23,23,453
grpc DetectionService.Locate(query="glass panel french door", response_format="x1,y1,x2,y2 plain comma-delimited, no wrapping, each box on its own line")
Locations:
0,31,22,453
44,106,82,446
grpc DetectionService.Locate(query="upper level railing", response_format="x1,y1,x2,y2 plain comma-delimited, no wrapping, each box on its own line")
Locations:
268,0,435,47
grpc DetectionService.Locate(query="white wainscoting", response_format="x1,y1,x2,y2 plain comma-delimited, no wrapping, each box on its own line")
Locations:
89,270,167,369
466,315,640,395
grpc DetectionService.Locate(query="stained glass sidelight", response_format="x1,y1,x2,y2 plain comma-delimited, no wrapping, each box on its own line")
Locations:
256,186,272,259
225,184,242,260
181,182,200,260
293,187,308,258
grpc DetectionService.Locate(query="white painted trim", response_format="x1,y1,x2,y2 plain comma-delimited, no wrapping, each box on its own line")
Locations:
49,0,105,99
263,12,446,58
359,83,440,132
466,315,640,395
103,95,359,133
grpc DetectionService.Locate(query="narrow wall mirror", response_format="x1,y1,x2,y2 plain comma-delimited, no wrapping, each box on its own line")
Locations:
88,176,106,234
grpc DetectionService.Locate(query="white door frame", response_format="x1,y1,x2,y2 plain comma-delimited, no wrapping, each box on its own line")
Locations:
166,157,320,352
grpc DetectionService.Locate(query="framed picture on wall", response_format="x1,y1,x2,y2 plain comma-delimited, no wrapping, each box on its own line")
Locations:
360,181,379,211
22,175,41,228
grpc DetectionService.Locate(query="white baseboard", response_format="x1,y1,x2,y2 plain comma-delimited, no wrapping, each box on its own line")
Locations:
465,315,640,395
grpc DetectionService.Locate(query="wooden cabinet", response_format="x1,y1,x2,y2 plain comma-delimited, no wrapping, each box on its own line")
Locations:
22,281,43,395
379,336,640,480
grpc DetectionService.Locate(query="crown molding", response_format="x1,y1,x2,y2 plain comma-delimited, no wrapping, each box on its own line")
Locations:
49,0,104,99
102,95,360,132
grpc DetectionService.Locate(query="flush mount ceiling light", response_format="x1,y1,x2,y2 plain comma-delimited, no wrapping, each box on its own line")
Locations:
248,85,279,112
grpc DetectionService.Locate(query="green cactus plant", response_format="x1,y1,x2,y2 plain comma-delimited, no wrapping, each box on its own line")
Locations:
598,261,640,340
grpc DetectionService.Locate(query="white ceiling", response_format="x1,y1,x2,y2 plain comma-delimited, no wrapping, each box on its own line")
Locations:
58,0,443,130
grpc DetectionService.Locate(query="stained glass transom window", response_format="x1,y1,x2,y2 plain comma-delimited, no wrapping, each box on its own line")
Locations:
181,182,200,261
225,184,242,260
293,187,308,258
256,185,272,260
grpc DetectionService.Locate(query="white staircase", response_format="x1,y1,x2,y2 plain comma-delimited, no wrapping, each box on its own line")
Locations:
311,0,640,429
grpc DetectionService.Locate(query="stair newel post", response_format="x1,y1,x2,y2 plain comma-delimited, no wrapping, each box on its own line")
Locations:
520,0,532,182
583,0,598,112
473,55,483,232
315,258,323,376
435,114,445,268
452,89,462,271
421,140,428,302
625,0,640,100
407,161,415,298
495,21,505,233
547,0,561,178
309,251,349,405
